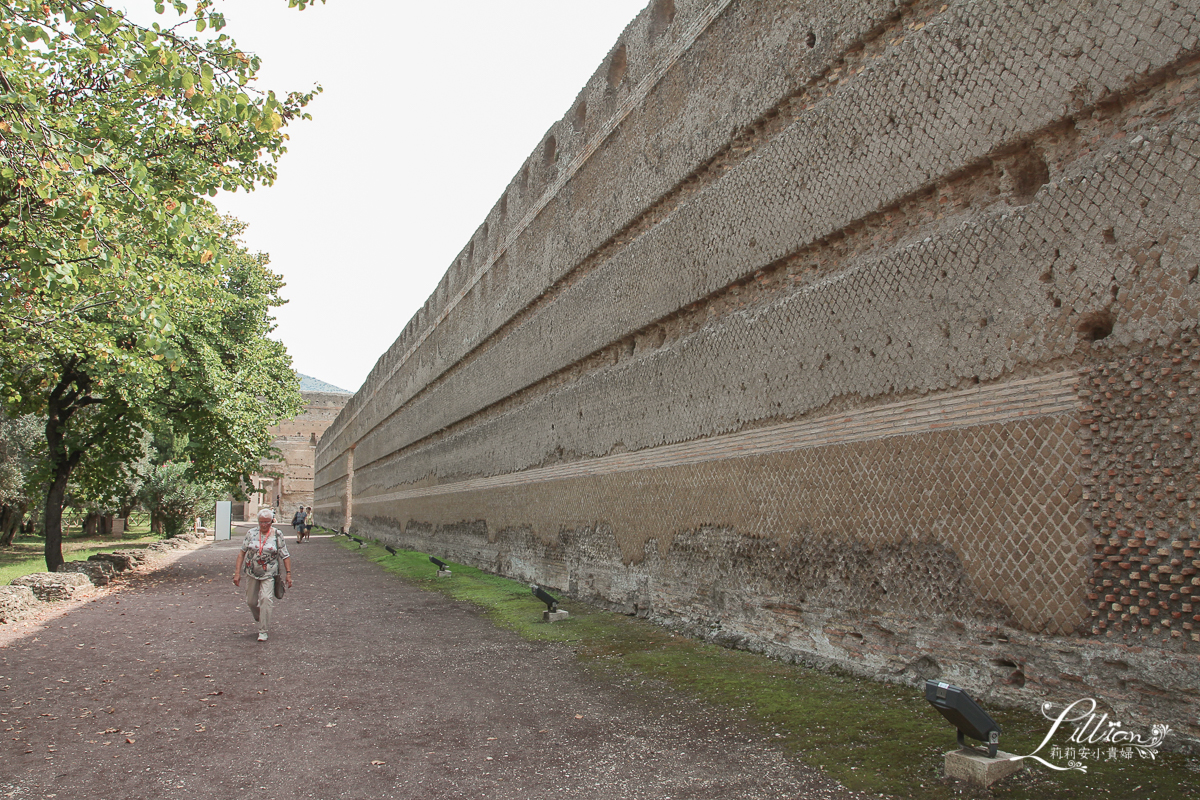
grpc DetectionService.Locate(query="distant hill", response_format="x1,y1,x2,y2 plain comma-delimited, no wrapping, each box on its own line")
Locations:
297,373,352,394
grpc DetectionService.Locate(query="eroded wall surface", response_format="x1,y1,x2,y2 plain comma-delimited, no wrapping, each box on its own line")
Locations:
315,0,1200,743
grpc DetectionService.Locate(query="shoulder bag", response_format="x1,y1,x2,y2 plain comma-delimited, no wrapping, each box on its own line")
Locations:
273,530,286,599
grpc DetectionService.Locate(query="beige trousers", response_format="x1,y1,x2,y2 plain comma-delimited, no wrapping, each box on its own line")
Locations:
246,577,274,635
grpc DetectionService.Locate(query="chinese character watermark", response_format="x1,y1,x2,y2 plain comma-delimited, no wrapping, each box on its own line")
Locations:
1009,698,1170,773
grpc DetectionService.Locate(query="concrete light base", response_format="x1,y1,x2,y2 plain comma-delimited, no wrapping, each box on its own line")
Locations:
944,749,1023,787
543,610,570,622
437,569,452,578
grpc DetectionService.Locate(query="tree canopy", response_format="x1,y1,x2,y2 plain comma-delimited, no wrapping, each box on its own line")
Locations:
0,1,317,568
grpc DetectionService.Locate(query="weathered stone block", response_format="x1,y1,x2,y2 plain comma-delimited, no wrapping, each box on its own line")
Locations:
111,548,148,564
89,552,135,571
944,749,1023,788
0,585,37,622
543,609,570,623
10,572,92,601
57,560,115,586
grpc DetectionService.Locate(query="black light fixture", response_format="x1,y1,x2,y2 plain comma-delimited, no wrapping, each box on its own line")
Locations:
349,535,364,544
925,680,1002,758
384,545,397,556
530,584,558,613
429,556,449,574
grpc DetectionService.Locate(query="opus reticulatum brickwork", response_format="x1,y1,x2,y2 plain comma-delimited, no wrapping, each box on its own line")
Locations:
315,0,1200,745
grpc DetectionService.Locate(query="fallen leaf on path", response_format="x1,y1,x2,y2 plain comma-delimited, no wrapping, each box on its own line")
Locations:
371,760,385,766
574,714,583,719
125,738,134,743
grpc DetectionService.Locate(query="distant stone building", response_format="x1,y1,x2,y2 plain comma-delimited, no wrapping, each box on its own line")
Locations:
242,376,351,521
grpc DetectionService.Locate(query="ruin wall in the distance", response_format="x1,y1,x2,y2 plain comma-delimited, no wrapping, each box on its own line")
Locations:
315,0,1200,745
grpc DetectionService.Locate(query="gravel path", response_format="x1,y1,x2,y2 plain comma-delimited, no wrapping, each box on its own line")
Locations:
0,534,871,800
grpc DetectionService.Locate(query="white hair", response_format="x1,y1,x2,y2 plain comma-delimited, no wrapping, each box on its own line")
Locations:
257,508,275,521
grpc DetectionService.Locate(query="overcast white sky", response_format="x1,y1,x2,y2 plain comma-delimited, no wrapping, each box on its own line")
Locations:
193,0,650,393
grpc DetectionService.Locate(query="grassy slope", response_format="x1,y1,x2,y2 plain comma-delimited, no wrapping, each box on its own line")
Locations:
335,533,1198,800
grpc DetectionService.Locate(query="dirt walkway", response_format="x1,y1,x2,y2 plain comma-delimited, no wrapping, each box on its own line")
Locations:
0,534,869,800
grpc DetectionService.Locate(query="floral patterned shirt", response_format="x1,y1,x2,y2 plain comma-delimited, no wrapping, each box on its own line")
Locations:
241,527,290,580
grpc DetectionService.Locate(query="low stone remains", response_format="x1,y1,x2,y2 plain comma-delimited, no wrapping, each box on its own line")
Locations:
10,572,92,602
0,585,37,623
88,552,136,572
57,560,115,586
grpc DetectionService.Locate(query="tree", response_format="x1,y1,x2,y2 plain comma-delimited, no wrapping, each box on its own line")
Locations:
0,2,312,569
0,411,40,544
137,459,219,537
15,207,301,569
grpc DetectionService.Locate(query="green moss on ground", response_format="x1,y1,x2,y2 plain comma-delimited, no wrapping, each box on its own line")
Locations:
334,533,1199,799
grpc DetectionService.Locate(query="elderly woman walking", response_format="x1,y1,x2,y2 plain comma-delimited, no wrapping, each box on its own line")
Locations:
233,508,293,642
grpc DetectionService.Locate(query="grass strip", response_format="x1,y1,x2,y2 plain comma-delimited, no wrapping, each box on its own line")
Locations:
335,533,1199,799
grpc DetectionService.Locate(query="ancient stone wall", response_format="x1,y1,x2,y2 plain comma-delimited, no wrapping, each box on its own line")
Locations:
315,0,1200,744
258,391,350,514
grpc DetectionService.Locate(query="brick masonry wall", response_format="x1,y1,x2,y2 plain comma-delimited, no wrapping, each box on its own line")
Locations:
258,391,350,511
315,0,1200,744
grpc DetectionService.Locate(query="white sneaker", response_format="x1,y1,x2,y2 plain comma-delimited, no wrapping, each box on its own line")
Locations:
257,633,268,642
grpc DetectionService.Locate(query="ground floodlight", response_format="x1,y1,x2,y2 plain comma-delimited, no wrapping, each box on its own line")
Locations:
385,545,397,556
530,584,558,612
925,680,1002,758
350,535,363,544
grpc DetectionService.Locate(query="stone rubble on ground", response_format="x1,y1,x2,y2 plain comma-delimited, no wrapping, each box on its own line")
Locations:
0,585,37,623
87,551,136,571
10,571,92,602
5,531,212,624
56,559,116,586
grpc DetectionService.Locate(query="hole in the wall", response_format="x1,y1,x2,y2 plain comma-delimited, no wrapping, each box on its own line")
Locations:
1102,227,1117,244
1189,265,1198,284
1007,147,1050,203
542,135,557,170
990,658,1018,668
806,29,817,48
1077,309,1116,341
649,0,675,39
1006,670,1027,688
607,43,627,89
573,101,587,132
908,655,942,680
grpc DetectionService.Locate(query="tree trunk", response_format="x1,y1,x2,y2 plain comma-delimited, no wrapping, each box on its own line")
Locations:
43,463,70,572
0,505,16,546
151,509,164,535
83,512,99,537
42,365,90,573
101,514,113,536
